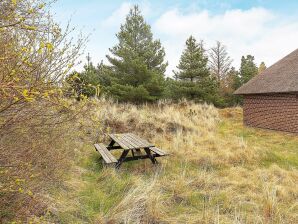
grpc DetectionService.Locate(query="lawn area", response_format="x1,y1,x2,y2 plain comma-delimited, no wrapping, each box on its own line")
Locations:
49,101,298,223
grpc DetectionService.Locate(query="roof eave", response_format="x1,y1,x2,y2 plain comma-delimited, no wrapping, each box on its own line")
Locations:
234,90,298,95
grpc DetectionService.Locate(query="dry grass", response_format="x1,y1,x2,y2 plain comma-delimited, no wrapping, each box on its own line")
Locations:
0,100,90,222
5,99,297,223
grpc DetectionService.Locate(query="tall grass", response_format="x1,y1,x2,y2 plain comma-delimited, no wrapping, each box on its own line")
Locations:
24,99,298,223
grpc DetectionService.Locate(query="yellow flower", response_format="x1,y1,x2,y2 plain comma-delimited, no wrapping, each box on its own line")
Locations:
22,89,29,97
40,42,45,48
46,43,54,52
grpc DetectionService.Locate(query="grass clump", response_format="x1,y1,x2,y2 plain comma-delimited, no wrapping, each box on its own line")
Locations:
32,100,298,223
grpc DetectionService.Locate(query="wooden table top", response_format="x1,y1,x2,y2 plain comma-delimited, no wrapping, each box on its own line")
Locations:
109,133,154,150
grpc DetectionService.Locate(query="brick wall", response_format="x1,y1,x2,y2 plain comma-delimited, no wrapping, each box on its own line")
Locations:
243,93,298,133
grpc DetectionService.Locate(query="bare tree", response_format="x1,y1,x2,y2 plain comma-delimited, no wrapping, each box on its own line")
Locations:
209,41,232,84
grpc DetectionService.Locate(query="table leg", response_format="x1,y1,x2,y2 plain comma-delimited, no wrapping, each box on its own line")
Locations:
116,150,129,169
144,148,157,164
108,139,116,148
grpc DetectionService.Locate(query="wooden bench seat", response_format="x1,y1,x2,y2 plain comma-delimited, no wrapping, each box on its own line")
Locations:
149,147,168,157
94,143,117,164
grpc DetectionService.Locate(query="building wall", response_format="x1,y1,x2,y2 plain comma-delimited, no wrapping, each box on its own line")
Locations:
243,93,298,133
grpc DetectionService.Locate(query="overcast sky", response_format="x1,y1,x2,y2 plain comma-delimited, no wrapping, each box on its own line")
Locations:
52,0,298,76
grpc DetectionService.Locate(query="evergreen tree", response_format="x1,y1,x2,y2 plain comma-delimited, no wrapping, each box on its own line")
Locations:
79,55,101,97
224,67,243,106
222,67,238,94
239,55,258,86
106,5,167,103
66,54,101,99
173,36,222,105
258,61,267,74
209,41,232,83
174,36,209,82
96,60,113,87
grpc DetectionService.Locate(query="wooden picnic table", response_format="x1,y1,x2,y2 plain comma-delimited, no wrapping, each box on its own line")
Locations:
94,133,168,168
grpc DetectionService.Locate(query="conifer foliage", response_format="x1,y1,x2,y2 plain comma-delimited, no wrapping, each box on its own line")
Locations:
174,36,209,82
238,55,258,86
106,5,167,103
171,36,221,104
65,5,262,107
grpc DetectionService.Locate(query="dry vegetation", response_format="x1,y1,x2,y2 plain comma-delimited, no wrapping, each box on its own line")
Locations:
36,99,297,224
1,1,297,223
0,102,86,222
2,1,297,223
0,1,85,221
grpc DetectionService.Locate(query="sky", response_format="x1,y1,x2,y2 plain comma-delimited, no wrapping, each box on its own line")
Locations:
52,0,298,76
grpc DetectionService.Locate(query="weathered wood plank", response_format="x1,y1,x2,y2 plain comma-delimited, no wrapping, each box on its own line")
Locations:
127,133,154,148
135,134,154,147
94,143,118,163
149,147,168,156
128,133,147,147
109,134,131,149
99,143,118,163
94,144,110,162
122,133,143,148
110,133,152,149
118,133,138,149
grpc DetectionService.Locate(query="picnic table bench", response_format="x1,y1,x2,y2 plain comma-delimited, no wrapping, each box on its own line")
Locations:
94,133,168,168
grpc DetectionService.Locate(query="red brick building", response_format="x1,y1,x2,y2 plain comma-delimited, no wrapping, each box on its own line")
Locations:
235,49,298,133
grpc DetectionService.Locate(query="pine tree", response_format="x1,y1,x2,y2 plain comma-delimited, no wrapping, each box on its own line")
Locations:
221,67,243,106
222,67,238,93
66,54,101,98
96,60,113,87
106,5,167,103
172,36,222,104
239,55,258,85
224,56,257,106
258,61,267,74
174,36,209,82
209,41,232,83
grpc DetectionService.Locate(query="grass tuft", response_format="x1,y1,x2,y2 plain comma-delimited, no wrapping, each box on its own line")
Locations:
46,100,298,223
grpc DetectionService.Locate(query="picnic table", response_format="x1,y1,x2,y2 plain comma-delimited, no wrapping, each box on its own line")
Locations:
94,133,168,168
